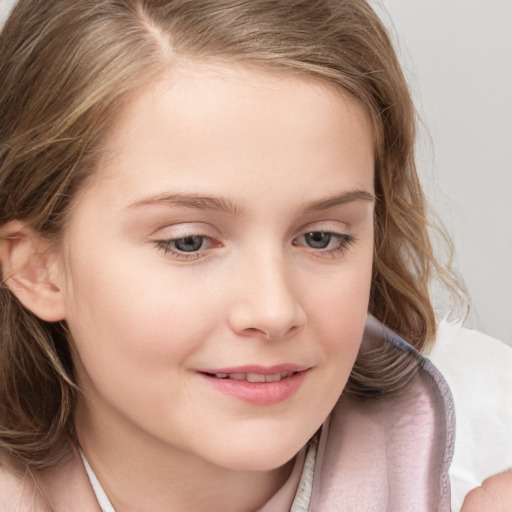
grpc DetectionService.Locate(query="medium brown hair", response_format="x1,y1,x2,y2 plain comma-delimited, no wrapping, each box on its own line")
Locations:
1,0,460,470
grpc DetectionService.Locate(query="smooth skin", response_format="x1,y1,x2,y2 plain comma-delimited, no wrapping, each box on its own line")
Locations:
461,472,512,512
30,63,375,511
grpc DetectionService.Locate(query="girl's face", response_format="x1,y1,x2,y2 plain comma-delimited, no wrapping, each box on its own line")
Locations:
57,62,375,471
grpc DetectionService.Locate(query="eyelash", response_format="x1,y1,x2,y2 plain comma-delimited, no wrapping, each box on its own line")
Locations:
153,235,215,261
293,232,355,258
153,231,355,261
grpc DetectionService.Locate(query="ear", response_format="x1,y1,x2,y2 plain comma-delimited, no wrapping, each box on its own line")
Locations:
0,221,66,322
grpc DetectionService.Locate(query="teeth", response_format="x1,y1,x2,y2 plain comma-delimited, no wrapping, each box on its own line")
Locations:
213,371,294,382
229,373,246,381
247,373,266,383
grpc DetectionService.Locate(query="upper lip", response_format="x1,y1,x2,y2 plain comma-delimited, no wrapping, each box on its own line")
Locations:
197,364,310,375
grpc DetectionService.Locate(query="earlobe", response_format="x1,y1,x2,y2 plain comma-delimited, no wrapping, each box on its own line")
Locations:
0,221,66,322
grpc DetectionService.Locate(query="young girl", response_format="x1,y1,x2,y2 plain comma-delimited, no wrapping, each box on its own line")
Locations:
0,1,510,511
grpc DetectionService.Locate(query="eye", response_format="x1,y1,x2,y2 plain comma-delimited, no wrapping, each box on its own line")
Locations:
153,234,217,261
303,231,334,249
294,231,355,258
172,235,205,252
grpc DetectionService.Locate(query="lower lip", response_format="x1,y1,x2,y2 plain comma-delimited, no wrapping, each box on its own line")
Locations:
199,371,308,405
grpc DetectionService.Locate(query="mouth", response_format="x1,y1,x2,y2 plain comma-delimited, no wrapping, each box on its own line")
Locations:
202,371,296,383
197,365,310,405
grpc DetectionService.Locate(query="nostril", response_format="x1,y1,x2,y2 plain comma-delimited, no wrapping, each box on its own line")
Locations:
239,324,303,341
286,325,301,337
242,327,270,339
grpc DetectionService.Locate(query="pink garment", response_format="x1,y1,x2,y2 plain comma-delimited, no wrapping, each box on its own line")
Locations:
0,316,454,511
308,316,454,511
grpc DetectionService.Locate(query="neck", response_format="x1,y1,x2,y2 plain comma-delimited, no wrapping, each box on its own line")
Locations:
75,401,294,512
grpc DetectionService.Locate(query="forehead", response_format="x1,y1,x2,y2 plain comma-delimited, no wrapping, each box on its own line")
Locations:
99,60,372,156
76,61,375,212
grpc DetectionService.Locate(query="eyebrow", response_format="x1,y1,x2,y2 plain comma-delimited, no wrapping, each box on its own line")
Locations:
127,189,375,215
302,189,375,213
127,193,243,216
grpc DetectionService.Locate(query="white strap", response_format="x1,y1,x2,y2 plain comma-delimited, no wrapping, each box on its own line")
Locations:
290,436,317,512
78,442,317,512
79,448,116,512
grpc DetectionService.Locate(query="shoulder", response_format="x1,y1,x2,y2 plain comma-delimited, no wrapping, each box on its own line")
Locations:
428,322,512,512
0,446,101,512
0,459,45,512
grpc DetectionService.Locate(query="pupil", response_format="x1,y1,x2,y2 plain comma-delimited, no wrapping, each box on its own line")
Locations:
175,236,203,252
305,232,331,249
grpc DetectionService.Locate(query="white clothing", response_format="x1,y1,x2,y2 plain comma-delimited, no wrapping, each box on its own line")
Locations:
429,321,512,511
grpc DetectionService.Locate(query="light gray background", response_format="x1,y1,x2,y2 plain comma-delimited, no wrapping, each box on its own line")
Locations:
1,0,511,344
374,0,512,345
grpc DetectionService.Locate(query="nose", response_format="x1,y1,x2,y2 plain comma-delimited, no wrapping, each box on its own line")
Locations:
227,252,306,341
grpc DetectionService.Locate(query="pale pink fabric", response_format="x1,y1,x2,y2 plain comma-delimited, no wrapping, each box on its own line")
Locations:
308,316,454,511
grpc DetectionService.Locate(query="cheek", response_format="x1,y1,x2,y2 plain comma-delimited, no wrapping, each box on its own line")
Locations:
61,249,222,384
309,251,373,326
310,254,373,368
63,271,219,422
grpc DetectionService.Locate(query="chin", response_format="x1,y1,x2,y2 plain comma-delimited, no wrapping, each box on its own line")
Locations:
219,451,299,473
207,429,315,472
